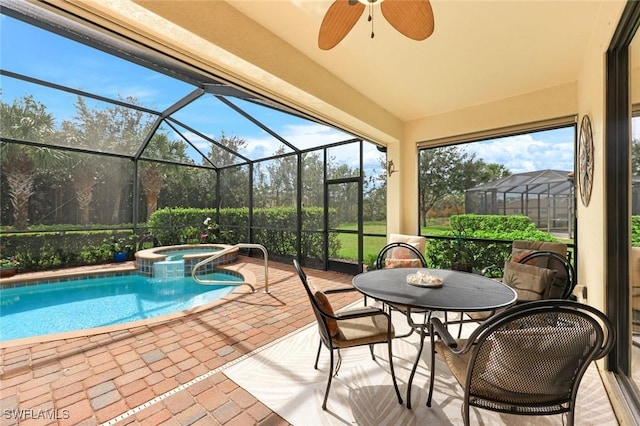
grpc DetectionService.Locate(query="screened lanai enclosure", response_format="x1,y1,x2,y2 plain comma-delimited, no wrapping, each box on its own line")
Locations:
0,4,388,273
464,169,575,237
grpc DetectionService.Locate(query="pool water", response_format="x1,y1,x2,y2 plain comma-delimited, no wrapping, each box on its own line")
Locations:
0,272,239,342
163,248,220,261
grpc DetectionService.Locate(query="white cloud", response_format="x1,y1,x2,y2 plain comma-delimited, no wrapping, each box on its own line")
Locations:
464,133,574,174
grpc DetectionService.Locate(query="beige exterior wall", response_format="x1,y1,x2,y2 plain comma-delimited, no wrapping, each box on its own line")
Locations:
574,3,624,318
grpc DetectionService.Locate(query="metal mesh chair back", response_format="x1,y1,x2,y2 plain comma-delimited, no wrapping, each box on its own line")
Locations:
375,242,427,270
293,259,333,346
458,301,614,423
518,251,575,299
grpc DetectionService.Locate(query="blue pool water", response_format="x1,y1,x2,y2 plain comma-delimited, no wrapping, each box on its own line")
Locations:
163,248,220,261
0,272,239,342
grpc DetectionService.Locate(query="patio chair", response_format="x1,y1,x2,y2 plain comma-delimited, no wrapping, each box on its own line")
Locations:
481,240,570,281
459,241,576,329
427,299,614,426
375,240,428,270
293,259,403,409
374,241,431,337
365,234,427,303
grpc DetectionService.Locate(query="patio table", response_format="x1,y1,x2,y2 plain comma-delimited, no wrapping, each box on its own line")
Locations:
352,267,517,408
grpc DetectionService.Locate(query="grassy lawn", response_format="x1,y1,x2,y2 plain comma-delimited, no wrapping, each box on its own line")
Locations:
335,220,454,261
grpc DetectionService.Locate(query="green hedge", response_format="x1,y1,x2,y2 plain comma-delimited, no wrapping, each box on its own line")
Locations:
0,230,135,271
425,214,560,274
148,206,339,261
633,216,640,246
0,207,341,272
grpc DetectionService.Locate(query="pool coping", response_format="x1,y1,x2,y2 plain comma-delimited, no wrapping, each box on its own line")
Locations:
0,261,257,349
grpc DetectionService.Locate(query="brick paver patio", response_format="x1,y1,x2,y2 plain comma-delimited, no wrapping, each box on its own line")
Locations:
0,257,361,425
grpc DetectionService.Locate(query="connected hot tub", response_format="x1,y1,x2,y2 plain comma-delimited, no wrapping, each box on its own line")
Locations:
135,244,239,277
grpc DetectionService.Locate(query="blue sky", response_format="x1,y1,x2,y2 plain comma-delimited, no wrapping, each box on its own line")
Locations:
1,14,574,175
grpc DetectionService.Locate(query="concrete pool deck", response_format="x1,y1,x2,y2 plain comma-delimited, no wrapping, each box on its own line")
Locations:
0,256,361,425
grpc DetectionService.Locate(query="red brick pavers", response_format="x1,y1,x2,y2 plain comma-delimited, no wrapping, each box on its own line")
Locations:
0,257,361,425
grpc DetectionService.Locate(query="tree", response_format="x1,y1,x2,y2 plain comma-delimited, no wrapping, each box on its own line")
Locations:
418,146,508,226
301,151,325,208
139,133,192,220
264,149,297,207
69,96,153,223
363,155,387,222
0,95,64,229
210,132,250,208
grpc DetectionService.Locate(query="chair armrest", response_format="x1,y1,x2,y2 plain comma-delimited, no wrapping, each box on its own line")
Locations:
430,317,458,348
337,307,388,320
432,317,483,354
325,287,358,294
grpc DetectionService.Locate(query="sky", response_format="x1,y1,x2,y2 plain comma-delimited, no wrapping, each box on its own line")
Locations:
1,13,575,176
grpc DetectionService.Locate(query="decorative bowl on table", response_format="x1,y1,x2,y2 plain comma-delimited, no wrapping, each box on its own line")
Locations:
406,271,443,288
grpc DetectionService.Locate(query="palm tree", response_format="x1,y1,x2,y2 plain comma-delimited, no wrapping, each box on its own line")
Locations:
0,96,63,229
141,161,164,220
139,133,193,220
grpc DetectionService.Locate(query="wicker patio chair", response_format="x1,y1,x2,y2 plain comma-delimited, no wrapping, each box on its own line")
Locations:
293,259,403,409
427,299,615,425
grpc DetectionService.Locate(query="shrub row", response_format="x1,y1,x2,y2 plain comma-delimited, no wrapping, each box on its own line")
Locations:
148,206,339,262
0,206,341,272
425,214,561,274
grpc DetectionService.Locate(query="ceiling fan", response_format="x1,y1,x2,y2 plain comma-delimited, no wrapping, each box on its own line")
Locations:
318,0,434,50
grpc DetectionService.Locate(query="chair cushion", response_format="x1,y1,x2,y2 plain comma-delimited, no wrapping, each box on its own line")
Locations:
312,288,339,337
512,240,567,257
511,248,541,266
388,234,427,253
502,261,556,301
435,339,473,385
480,325,593,394
385,258,424,268
391,242,421,259
333,308,393,347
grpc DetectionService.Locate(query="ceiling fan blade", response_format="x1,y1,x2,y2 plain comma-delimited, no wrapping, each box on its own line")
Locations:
318,0,365,50
381,0,434,41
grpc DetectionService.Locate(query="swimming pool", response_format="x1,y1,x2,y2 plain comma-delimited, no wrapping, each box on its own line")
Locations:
0,271,241,342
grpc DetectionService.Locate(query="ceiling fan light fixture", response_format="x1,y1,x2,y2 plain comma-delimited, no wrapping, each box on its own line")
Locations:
358,0,384,5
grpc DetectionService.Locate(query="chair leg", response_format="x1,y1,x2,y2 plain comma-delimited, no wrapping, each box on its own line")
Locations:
314,340,322,369
369,344,376,360
322,348,335,410
463,401,470,426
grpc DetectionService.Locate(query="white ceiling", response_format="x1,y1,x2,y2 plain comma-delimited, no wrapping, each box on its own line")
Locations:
226,0,609,122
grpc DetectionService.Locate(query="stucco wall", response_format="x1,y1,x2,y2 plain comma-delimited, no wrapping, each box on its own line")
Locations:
574,2,626,316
